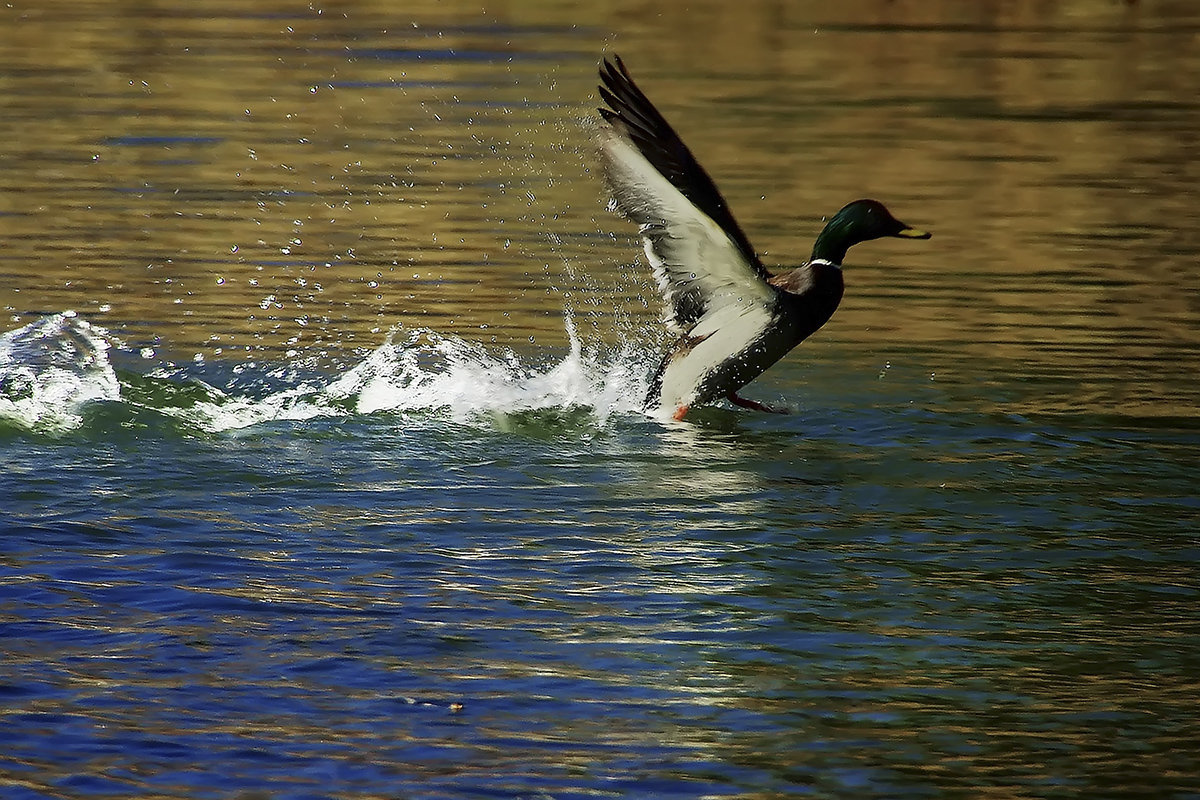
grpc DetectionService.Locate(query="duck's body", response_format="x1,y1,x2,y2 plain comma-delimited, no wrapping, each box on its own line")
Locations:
648,259,846,416
596,56,929,420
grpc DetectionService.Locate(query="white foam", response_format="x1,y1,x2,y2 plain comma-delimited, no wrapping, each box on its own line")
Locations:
0,311,121,433
1,311,656,434
181,382,339,433
324,314,650,425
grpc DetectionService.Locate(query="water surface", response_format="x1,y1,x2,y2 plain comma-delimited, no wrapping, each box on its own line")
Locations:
2,1,1198,798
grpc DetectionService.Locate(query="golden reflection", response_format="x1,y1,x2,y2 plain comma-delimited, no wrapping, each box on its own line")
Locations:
2,0,1198,417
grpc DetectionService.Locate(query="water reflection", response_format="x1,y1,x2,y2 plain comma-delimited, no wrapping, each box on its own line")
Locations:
2,0,1197,420
2,2,1199,798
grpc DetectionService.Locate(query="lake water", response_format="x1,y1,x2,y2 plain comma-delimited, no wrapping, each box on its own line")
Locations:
2,1,1198,797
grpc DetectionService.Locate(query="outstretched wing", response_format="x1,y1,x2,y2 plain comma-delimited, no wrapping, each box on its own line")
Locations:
597,55,777,334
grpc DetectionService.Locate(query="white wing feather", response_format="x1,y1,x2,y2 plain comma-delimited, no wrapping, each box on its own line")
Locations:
598,131,777,336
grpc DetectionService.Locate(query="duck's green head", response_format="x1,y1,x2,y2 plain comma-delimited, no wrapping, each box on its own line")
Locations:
811,199,930,265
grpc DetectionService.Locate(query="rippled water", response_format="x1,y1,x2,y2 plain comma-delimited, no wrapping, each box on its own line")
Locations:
3,1,1199,798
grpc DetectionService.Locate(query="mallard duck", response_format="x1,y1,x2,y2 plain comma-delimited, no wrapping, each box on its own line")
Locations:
596,56,931,420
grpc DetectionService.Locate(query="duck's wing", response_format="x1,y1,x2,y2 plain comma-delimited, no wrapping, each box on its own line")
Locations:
597,56,777,334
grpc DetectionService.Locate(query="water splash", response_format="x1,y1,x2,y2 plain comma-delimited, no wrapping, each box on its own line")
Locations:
0,312,121,433
183,313,652,431
325,315,648,424
1,311,653,435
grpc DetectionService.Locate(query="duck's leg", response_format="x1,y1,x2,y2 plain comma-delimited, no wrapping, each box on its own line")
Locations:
727,392,788,414
672,404,690,421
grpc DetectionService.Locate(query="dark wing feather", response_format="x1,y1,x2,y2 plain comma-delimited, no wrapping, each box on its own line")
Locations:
598,56,767,279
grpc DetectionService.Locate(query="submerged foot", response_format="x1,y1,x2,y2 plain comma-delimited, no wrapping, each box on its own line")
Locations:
727,392,788,414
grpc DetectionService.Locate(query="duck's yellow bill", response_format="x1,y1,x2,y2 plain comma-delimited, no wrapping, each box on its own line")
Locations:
896,227,932,239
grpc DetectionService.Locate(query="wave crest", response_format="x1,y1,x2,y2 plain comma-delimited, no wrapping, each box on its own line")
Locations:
1,312,653,434
0,312,121,433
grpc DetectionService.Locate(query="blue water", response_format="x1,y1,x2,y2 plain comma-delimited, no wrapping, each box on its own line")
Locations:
2,312,1197,798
